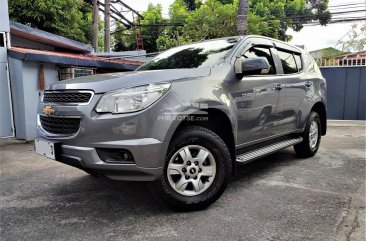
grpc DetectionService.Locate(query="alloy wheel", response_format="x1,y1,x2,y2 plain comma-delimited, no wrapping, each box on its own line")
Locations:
167,145,216,196
309,120,319,149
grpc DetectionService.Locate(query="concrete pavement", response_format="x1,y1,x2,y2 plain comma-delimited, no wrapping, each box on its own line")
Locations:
0,121,365,241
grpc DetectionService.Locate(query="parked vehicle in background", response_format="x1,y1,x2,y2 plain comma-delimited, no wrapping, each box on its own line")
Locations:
35,36,327,210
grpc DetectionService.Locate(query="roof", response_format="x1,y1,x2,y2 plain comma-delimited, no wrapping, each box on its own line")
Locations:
335,50,366,60
10,21,93,53
8,47,144,71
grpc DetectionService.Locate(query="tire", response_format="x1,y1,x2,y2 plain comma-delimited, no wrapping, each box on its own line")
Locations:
150,126,232,211
294,111,321,157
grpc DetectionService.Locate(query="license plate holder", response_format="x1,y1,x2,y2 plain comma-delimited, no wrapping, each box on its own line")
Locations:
35,138,60,160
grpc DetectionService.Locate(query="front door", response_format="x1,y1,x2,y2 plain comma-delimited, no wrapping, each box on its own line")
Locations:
228,45,286,145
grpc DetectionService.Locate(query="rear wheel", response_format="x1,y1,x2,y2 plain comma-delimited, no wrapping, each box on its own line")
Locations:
150,126,232,211
294,111,321,157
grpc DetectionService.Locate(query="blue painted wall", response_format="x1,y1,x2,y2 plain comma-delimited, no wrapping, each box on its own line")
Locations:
8,58,59,140
321,67,366,120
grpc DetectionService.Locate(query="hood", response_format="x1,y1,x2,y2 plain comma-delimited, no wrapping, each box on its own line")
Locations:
47,68,211,93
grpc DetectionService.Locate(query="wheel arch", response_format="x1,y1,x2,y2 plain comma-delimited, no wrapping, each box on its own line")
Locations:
168,108,237,174
311,102,327,135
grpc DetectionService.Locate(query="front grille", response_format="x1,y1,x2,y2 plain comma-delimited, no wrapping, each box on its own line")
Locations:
40,115,81,135
42,91,92,104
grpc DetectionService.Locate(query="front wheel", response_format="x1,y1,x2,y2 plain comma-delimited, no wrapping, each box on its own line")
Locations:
294,111,321,157
150,126,232,211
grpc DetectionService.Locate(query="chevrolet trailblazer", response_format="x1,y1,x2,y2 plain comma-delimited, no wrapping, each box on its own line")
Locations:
35,36,327,210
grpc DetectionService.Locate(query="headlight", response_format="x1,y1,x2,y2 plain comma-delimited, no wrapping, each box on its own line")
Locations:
95,83,171,114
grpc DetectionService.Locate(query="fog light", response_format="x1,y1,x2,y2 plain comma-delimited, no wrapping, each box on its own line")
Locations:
96,148,134,164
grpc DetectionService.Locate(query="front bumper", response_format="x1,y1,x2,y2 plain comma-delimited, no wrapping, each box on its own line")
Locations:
54,138,164,181
37,90,174,181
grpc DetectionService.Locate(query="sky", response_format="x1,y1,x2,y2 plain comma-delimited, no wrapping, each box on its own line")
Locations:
121,0,174,17
118,0,366,52
288,0,366,51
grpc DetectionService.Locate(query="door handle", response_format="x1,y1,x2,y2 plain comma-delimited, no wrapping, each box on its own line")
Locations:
305,81,312,87
275,83,283,90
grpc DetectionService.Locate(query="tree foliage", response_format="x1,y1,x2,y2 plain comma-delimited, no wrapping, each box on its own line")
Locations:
249,0,331,40
8,0,93,44
8,0,331,53
140,3,166,53
122,0,331,52
113,23,136,52
320,47,344,59
8,0,332,53
336,24,366,52
114,4,171,52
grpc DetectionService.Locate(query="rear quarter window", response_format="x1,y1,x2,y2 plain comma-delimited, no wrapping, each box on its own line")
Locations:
305,53,322,75
277,50,298,74
294,54,303,72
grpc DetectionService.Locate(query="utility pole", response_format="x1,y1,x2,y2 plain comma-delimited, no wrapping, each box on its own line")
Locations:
279,0,288,41
176,31,180,46
92,0,99,52
104,0,111,52
237,0,248,36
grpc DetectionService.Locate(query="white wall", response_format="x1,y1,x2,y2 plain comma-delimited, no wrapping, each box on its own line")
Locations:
0,0,12,137
0,0,10,32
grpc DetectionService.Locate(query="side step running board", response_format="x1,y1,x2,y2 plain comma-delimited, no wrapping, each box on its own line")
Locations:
236,137,303,163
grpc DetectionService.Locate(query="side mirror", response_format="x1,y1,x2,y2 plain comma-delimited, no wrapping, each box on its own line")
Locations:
235,57,271,75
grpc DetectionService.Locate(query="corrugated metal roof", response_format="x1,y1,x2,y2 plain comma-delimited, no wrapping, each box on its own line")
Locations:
8,47,144,70
10,21,93,53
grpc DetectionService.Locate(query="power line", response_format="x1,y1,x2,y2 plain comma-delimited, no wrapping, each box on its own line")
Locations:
255,7,365,21
327,5,366,11
110,3,365,35
114,8,366,30
328,2,365,8
302,17,366,26
331,9,366,14
265,9,366,21
137,23,184,27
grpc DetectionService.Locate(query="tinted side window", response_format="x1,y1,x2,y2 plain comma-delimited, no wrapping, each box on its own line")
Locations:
294,54,303,72
277,50,297,74
243,47,276,75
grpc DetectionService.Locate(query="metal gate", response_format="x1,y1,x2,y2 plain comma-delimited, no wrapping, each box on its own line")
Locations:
320,66,366,120
0,31,14,137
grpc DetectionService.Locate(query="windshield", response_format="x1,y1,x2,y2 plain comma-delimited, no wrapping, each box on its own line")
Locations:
137,39,238,71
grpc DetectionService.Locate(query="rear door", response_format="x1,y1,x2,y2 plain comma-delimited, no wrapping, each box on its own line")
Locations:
273,47,307,132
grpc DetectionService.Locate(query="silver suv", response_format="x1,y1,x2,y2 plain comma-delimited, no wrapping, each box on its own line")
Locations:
35,36,327,210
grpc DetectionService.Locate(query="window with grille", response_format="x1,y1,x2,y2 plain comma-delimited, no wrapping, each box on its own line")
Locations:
58,67,95,81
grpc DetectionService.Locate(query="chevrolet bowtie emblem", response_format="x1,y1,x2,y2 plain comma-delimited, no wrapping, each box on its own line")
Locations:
43,105,55,116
